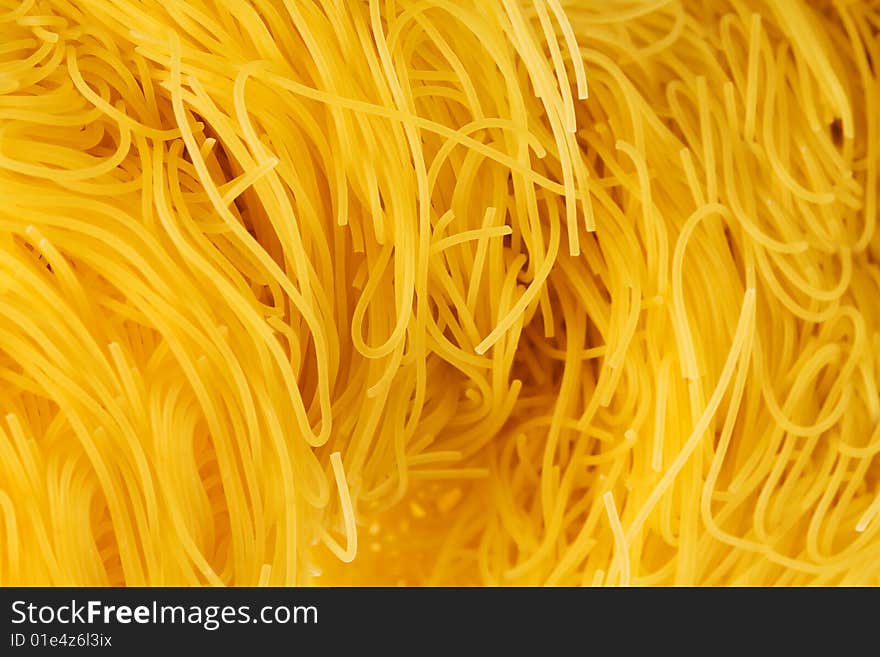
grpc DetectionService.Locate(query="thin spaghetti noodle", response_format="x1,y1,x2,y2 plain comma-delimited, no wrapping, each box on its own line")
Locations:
0,0,877,587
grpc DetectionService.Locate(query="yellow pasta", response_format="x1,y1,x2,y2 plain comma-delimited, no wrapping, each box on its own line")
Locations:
0,0,878,587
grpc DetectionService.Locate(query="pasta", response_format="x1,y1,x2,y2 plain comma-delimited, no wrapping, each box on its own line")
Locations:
0,0,878,587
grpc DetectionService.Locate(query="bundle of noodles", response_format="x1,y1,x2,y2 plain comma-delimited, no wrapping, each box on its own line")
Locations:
0,0,878,586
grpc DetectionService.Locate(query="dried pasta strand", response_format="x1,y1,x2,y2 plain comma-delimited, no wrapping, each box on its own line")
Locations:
0,0,877,588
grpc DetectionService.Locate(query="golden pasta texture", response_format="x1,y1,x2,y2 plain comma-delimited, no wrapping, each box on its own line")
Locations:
0,0,878,586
